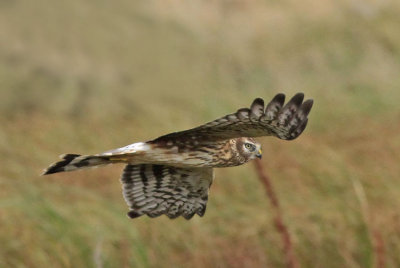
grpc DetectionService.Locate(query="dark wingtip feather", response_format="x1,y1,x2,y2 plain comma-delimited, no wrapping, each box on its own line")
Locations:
251,98,264,107
301,99,314,116
197,206,207,217
250,98,265,119
42,168,58,175
288,92,304,106
272,93,286,106
288,118,309,140
42,160,68,175
127,211,143,219
183,212,196,220
42,154,81,175
264,93,286,119
166,213,181,219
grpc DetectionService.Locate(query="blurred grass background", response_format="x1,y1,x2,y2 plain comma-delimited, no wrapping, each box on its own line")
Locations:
1,0,400,267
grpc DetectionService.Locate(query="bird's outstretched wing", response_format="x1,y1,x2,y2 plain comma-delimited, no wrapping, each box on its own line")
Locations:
152,93,313,143
121,164,213,219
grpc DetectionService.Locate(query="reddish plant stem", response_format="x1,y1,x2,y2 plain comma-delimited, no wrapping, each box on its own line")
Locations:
373,230,385,268
253,159,299,268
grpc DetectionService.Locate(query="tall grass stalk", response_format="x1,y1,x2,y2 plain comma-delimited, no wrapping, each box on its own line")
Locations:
253,159,299,268
351,176,386,268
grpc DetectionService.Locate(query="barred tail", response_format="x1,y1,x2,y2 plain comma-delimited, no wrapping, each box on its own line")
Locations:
42,154,111,175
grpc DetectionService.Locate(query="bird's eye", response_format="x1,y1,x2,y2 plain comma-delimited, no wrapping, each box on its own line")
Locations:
244,143,255,151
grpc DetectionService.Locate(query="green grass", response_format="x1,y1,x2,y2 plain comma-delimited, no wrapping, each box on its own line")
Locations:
1,0,400,267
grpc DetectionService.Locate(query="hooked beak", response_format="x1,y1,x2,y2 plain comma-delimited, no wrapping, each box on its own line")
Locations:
256,149,262,159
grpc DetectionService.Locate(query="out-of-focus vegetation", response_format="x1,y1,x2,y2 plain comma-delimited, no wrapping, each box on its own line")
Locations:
1,0,400,267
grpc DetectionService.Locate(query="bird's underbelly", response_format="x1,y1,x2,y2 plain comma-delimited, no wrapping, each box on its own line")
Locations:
135,147,216,167
127,142,243,168
110,140,245,168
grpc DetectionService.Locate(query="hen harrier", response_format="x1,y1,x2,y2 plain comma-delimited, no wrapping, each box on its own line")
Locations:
43,93,313,220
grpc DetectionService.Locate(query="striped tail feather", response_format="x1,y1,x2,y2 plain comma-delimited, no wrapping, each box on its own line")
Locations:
42,154,111,175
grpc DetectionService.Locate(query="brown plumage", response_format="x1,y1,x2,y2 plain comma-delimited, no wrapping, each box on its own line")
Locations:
43,93,313,219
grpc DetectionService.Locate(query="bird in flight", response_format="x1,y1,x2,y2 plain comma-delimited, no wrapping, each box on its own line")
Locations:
43,93,313,220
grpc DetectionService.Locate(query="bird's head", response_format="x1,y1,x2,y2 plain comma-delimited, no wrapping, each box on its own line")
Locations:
238,137,262,161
